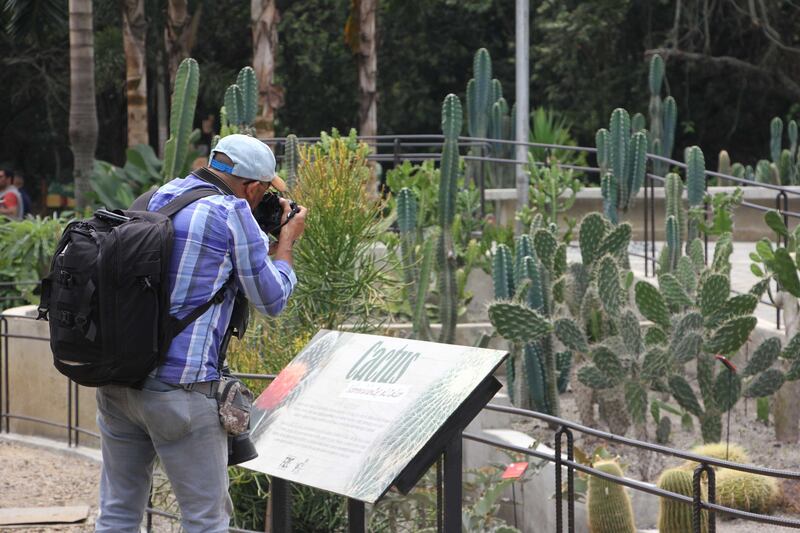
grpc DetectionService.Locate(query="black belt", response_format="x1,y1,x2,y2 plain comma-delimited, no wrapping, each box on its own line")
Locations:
141,377,219,399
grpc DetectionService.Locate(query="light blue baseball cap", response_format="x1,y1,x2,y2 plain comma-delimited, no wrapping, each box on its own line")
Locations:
209,134,286,190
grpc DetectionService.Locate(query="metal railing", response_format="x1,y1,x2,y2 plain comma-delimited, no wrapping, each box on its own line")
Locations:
3,314,800,532
263,133,800,329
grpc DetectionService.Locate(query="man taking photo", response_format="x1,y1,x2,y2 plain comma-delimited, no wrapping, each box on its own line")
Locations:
95,134,306,532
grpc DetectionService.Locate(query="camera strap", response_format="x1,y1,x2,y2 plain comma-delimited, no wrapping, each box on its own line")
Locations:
191,167,236,196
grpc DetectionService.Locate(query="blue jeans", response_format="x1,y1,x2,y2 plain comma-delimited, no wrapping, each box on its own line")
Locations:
95,380,231,533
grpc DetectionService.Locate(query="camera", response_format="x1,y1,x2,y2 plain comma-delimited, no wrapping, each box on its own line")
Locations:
253,192,300,238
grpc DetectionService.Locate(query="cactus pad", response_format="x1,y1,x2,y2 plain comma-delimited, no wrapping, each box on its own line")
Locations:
488,302,552,344
669,375,703,416
705,316,757,355
744,368,786,398
743,337,781,377
555,318,589,353
635,281,671,330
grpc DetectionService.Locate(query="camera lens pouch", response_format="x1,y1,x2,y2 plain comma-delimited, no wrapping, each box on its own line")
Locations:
216,376,254,436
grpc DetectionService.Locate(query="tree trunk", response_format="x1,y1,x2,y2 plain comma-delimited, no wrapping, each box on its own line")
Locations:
122,0,148,147
775,294,800,442
164,0,200,87
251,0,283,138
356,0,377,140
69,0,98,211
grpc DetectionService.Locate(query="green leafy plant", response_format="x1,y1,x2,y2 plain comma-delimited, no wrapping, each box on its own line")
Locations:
529,107,587,170
289,134,397,332
516,155,581,241
0,214,69,306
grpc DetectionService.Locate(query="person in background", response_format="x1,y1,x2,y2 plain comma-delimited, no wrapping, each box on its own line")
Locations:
12,173,32,216
0,168,23,220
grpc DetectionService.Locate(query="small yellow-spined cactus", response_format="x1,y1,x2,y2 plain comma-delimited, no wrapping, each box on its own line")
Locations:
587,460,636,533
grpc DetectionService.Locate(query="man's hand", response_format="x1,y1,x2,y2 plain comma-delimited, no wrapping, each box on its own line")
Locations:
272,198,307,266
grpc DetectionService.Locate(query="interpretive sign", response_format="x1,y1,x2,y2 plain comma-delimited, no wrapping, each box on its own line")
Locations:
243,329,507,503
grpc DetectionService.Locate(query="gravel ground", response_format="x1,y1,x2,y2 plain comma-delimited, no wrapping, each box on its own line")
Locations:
0,439,99,532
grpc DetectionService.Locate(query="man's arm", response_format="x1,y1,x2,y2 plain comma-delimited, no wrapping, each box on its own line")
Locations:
226,198,305,316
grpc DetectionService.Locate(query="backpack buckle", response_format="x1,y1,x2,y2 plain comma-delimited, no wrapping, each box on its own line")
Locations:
59,270,72,288
36,307,49,321
59,310,74,326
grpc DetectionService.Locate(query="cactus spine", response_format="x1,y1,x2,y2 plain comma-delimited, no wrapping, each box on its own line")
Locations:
437,94,461,345
587,461,636,533
657,468,708,533
163,58,200,182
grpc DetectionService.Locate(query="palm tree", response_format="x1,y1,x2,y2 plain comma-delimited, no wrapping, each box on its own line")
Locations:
346,0,378,140
122,0,148,147
68,0,98,210
164,0,201,87
251,0,283,138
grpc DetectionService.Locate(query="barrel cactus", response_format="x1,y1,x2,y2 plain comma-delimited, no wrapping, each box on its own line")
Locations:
657,467,708,533
682,442,750,469
587,460,636,533
716,469,778,515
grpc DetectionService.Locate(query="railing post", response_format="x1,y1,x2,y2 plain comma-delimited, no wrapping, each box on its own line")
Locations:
436,457,443,533
270,477,292,533
67,379,72,447
775,191,790,329
347,498,365,533
2,316,8,433
693,463,716,533
0,316,5,434
649,173,656,273
555,426,575,533
74,381,80,447
644,174,650,277
442,435,463,533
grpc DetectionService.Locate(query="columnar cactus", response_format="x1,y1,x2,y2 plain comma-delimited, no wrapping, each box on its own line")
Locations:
437,94,461,345
284,134,300,187
657,468,708,533
647,54,677,176
587,461,636,533
397,187,433,341
597,109,648,224
163,58,200,182
685,145,705,245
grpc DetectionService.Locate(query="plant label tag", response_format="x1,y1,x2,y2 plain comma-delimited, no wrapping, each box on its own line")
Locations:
502,462,528,479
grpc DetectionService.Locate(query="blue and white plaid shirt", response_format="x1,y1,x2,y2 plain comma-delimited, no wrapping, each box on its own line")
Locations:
146,174,297,384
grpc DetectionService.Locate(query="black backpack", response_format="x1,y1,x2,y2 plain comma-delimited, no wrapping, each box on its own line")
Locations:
37,188,233,387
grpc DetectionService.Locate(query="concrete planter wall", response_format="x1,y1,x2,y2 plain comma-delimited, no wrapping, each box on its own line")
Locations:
2,306,99,445
487,186,800,240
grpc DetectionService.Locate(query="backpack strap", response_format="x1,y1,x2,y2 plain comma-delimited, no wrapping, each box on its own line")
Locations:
168,277,235,339
128,187,220,216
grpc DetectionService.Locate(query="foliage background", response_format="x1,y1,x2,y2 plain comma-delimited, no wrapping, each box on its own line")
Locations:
1,0,798,190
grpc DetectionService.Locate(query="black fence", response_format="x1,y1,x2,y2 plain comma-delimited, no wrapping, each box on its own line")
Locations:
3,313,800,532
